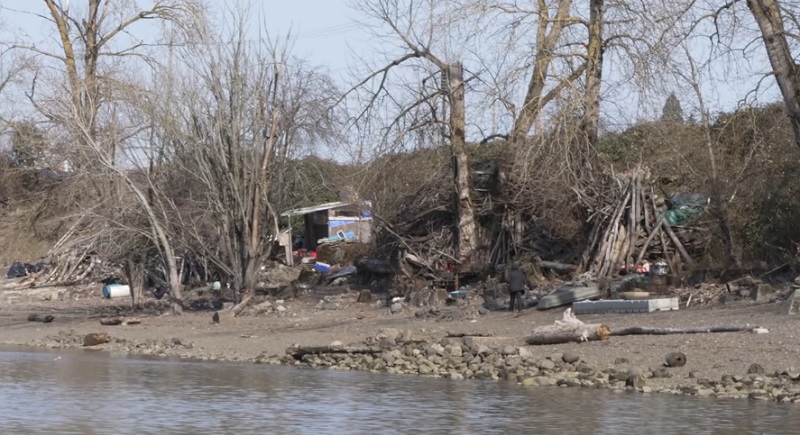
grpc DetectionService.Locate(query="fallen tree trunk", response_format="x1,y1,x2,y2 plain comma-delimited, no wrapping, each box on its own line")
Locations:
525,308,611,345
611,325,762,336
286,345,384,359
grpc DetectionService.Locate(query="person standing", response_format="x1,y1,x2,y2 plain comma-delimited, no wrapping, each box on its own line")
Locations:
508,264,532,312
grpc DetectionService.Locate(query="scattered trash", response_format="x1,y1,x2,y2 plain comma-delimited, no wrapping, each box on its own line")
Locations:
327,266,357,283
449,289,468,299
618,261,651,275
650,260,669,276
537,285,602,310
313,262,332,273
659,193,709,226
6,261,46,279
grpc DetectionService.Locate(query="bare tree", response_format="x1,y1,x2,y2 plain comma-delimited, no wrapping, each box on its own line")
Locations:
346,0,480,269
3,1,204,313
582,0,604,148
10,0,200,164
59,95,186,313
153,8,307,312
745,0,800,148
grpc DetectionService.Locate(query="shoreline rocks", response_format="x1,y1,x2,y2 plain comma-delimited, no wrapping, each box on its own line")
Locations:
258,333,800,404
12,329,800,404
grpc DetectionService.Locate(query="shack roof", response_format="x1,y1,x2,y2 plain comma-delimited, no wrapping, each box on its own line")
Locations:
280,201,352,217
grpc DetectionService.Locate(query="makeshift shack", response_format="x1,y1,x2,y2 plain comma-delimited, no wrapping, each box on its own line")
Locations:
280,201,374,265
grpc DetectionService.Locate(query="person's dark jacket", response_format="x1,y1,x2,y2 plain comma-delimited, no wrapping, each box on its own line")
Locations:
508,267,532,294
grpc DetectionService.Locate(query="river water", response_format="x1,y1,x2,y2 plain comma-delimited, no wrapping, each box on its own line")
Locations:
0,347,797,434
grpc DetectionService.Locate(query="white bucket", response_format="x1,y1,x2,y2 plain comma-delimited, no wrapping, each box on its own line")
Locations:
102,284,130,299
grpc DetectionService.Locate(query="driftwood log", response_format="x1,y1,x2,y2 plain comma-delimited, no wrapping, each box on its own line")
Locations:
446,332,493,338
27,314,54,323
99,317,142,326
526,309,611,345
526,309,766,345
611,325,762,336
286,345,384,359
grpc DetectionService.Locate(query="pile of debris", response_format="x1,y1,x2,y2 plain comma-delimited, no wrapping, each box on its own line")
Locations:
577,167,709,279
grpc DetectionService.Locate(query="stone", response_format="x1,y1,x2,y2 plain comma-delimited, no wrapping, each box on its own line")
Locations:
477,307,489,315
502,345,517,356
448,371,464,380
696,388,715,397
665,352,686,367
276,305,287,312
696,378,713,387
538,359,555,371
356,289,372,303
781,371,800,381
748,363,766,375
610,371,629,382
321,302,340,311
626,374,645,389
562,352,580,364
518,346,534,360
254,301,273,313
399,329,413,343
784,289,800,315
627,367,644,377
444,344,463,357
614,357,629,365
430,343,446,355
330,340,344,347
476,345,491,355
534,376,557,386
754,284,773,302
521,377,536,386
375,328,402,344
83,332,111,347
652,368,672,379
390,302,403,314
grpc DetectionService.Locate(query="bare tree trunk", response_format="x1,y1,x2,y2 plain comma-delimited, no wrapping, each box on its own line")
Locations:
231,70,281,315
509,0,579,143
124,256,145,310
583,0,605,148
164,246,183,314
448,63,478,270
746,0,800,148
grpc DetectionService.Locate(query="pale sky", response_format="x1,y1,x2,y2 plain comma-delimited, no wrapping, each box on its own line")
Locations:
0,0,784,135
